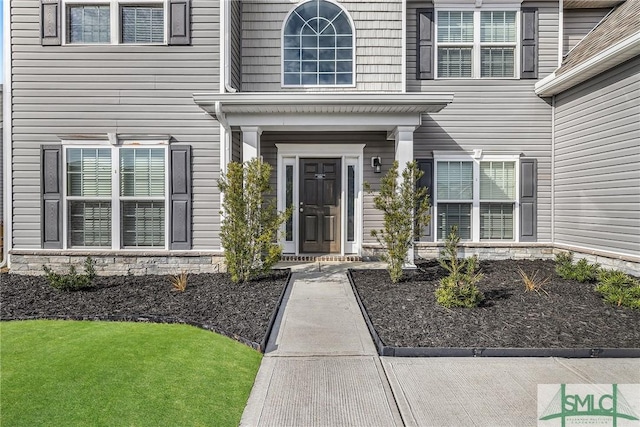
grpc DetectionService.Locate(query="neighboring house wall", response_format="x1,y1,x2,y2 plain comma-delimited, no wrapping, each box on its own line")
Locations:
554,56,640,257
1,85,3,254
241,0,404,92
562,8,609,55
406,1,558,242
230,0,243,90
10,0,221,251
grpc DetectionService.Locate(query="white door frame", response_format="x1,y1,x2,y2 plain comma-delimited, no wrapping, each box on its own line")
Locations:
276,143,365,256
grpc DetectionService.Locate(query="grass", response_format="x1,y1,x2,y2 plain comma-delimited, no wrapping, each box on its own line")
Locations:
1,320,262,427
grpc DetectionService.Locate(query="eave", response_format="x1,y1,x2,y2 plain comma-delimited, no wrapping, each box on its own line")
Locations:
535,31,640,97
193,92,454,131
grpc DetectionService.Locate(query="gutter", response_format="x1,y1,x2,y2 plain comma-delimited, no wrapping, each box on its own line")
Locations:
535,31,640,97
194,92,455,106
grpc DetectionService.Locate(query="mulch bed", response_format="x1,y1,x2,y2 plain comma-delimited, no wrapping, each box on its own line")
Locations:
1,270,290,350
350,259,640,350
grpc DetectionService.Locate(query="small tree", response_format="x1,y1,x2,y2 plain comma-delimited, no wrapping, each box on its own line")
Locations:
368,160,431,283
435,226,484,308
218,159,290,283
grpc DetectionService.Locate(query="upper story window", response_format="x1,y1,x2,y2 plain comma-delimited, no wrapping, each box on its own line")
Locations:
64,1,165,45
282,0,355,87
436,9,517,79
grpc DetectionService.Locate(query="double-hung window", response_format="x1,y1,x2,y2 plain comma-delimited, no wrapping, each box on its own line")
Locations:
436,9,518,78
65,1,165,45
435,155,519,241
65,145,167,249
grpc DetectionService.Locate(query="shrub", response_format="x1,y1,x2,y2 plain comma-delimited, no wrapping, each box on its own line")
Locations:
43,257,96,291
435,226,484,308
368,161,431,283
169,271,188,292
218,159,291,283
555,252,599,282
596,269,640,309
518,267,550,296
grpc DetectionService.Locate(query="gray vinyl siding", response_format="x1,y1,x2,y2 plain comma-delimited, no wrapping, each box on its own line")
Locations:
406,1,558,242
260,131,392,246
554,56,640,256
230,0,243,90
10,0,221,250
1,85,3,231
563,8,609,55
241,0,403,92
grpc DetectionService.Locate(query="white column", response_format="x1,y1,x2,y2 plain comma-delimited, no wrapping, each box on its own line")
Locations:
241,126,262,163
389,126,417,267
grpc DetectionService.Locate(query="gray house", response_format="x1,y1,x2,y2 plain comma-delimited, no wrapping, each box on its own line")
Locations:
2,0,638,274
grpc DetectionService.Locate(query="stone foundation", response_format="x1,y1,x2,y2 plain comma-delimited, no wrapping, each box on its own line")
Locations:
8,251,225,276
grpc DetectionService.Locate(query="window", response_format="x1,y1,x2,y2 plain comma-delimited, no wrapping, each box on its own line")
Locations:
121,5,164,44
282,0,354,86
65,145,167,249
435,157,518,241
67,5,111,44
64,1,165,45
436,9,518,78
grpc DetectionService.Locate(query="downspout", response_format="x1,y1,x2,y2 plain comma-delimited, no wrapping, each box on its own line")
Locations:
401,0,407,93
551,95,556,245
558,0,563,66
2,0,12,268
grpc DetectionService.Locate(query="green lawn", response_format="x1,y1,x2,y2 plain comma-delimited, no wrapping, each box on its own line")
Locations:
1,320,262,427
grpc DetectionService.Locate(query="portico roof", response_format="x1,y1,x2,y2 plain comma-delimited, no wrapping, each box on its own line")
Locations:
193,92,454,131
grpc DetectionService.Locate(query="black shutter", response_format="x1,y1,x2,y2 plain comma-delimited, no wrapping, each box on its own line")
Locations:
168,0,191,45
521,8,538,79
417,9,434,80
417,159,434,241
170,145,192,250
41,0,61,46
520,158,537,242
42,146,63,248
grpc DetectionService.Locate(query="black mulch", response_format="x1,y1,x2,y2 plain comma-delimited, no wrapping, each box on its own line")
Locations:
0,270,290,347
350,259,640,349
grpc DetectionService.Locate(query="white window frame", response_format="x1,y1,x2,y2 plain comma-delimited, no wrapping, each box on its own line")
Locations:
280,0,357,88
61,139,170,250
62,0,168,46
434,6,521,79
276,144,364,256
433,151,520,242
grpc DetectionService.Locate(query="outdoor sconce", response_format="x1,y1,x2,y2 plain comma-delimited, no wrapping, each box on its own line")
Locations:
371,157,382,173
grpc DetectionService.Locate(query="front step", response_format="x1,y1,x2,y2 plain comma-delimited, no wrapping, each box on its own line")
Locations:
280,255,363,262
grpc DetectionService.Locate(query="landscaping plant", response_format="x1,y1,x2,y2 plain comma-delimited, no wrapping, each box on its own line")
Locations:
555,252,599,282
218,158,291,283
595,269,640,309
517,267,550,296
42,257,96,291
435,226,484,308
368,160,431,283
169,271,188,292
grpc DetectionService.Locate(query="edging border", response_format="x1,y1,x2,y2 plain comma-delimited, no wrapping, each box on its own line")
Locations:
347,269,640,358
2,269,293,353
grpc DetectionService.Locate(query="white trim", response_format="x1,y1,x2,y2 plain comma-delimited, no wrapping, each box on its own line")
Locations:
535,31,640,96
276,143,365,256
402,0,407,92
2,0,12,267
280,0,357,88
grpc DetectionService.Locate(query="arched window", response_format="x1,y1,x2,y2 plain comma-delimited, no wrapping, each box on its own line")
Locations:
282,0,354,86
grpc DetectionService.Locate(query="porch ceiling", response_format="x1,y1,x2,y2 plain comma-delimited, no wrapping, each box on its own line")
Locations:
193,92,454,131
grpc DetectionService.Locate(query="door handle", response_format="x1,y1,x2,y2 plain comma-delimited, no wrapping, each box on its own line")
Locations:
299,207,304,213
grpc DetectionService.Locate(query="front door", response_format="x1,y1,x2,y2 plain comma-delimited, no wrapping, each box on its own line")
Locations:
300,158,341,253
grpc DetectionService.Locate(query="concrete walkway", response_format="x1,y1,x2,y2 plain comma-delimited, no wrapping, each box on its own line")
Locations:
241,262,640,427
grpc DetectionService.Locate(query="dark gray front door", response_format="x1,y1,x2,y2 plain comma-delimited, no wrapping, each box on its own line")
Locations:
300,158,341,253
